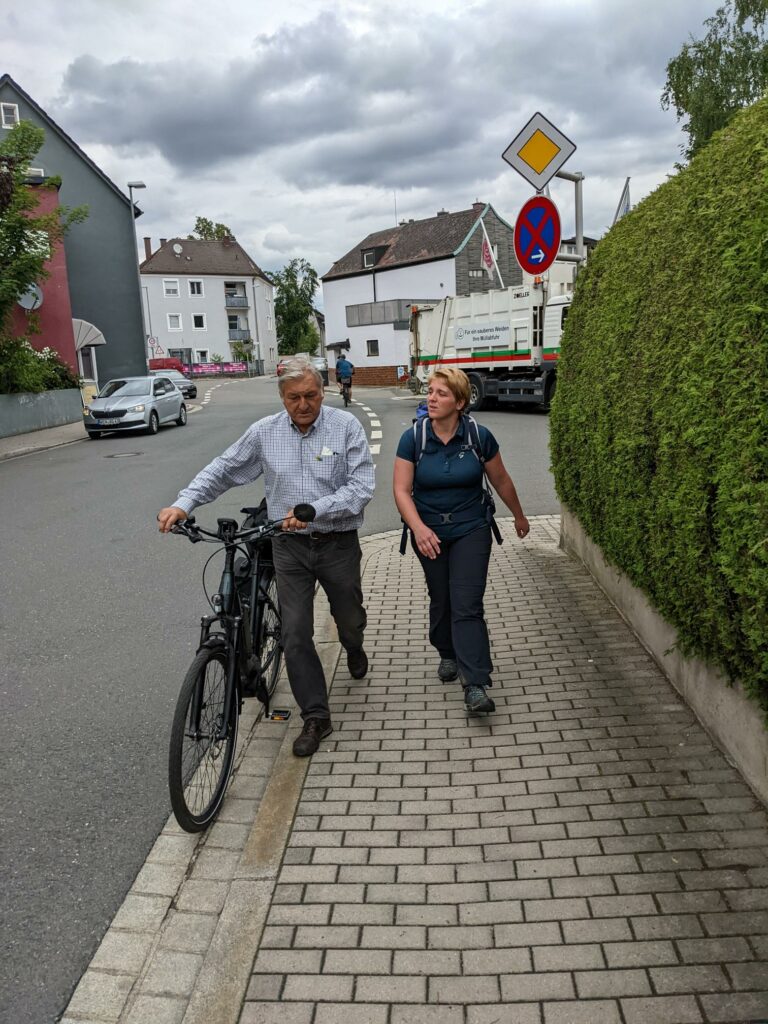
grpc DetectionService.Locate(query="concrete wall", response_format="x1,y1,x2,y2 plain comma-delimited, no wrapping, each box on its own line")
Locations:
0,390,83,437
560,504,768,807
0,79,147,385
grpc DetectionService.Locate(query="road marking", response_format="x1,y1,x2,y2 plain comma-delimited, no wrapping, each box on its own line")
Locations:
361,406,372,412
369,419,381,427
369,443,381,455
371,431,382,440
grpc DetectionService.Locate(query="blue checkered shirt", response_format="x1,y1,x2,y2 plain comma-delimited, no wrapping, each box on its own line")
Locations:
173,406,375,533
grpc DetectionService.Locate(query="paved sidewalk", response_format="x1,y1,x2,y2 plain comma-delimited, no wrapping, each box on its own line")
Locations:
0,419,87,460
64,518,768,1024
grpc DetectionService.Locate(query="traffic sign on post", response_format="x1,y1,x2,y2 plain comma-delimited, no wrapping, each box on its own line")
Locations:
513,195,561,275
502,112,576,191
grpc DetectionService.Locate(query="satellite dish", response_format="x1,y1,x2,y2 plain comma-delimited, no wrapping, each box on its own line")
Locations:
173,243,183,255
17,283,43,311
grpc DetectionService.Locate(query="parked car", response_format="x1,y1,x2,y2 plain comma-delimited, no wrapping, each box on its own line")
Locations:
310,355,329,386
276,358,290,377
149,368,197,399
83,376,187,438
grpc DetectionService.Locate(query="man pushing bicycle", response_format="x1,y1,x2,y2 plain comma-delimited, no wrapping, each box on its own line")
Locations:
157,356,375,757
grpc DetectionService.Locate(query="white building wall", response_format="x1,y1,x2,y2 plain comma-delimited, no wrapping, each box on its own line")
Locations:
322,258,456,369
141,271,277,371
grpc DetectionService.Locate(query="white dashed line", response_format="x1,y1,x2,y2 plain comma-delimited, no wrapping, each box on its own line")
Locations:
369,419,381,427
371,431,382,440
369,444,381,455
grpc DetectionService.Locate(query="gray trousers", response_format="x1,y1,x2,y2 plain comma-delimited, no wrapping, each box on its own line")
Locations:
271,531,366,720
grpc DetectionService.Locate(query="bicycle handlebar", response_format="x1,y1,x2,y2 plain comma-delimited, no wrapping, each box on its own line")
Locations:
171,503,316,545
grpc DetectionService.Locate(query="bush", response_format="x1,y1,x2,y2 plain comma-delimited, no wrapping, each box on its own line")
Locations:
550,96,768,712
0,336,82,394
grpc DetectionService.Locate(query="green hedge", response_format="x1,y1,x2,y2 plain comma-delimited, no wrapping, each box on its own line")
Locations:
550,96,768,712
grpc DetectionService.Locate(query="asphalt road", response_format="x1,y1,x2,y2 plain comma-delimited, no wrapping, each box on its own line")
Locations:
0,377,556,1023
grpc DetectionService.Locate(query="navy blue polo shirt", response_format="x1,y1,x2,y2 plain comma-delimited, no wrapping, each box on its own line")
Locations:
396,417,499,541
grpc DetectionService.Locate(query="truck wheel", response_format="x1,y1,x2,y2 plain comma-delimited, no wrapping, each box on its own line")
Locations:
543,374,557,411
467,373,486,411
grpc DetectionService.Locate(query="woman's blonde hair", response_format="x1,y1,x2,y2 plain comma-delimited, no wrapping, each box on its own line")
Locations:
428,368,470,410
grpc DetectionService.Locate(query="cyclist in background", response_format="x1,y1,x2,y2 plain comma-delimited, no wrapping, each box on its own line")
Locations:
335,352,355,398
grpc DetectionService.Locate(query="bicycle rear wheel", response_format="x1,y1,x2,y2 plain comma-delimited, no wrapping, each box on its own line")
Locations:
168,647,238,832
255,569,283,700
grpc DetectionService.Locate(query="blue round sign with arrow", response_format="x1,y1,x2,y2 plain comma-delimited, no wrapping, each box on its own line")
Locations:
513,195,561,275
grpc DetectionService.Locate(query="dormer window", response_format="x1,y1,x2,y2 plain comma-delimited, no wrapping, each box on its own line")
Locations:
363,250,375,268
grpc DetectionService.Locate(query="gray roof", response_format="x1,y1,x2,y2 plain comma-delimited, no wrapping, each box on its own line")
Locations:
140,238,271,281
323,206,491,281
0,74,133,208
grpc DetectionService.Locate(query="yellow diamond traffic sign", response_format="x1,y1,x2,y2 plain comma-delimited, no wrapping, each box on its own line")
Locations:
502,112,576,191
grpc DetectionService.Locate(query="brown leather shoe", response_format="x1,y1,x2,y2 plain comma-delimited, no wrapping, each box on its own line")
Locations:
292,718,333,757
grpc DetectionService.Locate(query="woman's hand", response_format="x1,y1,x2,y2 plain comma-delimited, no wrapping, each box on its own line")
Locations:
514,515,530,539
413,524,441,560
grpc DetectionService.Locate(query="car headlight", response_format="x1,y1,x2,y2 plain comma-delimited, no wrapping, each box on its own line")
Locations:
130,404,146,413
83,406,91,415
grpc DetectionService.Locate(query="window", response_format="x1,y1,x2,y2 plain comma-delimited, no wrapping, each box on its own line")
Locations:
195,349,209,362
366,339,379,357
26,167,45,178
188,280,204,297
266,314,273,331
167,313,182,331
227,314,239,331
163,279,179,297
192,313,207,330
1,103,19,129
468,269,484,278
363,250,375,268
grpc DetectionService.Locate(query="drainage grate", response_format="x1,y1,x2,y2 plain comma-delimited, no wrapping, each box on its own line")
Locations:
105,452,143,458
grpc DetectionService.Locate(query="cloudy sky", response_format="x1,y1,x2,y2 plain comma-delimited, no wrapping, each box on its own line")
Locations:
4,0,713,284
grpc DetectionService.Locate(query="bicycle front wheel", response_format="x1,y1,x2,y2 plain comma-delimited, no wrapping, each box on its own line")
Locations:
168,647,238,832
255,569,283,700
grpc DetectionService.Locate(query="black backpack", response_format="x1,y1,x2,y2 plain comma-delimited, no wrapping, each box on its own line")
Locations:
399,414,503,554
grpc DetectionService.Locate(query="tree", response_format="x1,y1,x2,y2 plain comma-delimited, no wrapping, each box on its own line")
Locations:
0,121,87,393
662,0,768,160
188,216,235,241
273,258,320,355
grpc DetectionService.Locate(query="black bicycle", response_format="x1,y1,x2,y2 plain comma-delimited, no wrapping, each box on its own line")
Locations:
340,376,352,406
167,502,315,832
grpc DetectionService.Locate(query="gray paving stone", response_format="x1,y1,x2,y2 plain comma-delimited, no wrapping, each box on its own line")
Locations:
240,1004,314,1023
544,1001,621,1024
621,995,703,1023
124,995,186,1024
140,950,204,997
534,943,604,971
700,991,768,1021
603,940,678,967
90,929,155,973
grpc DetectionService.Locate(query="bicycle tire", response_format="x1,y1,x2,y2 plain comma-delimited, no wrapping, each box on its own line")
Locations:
343,386,350,407
254,569,283,699
168,647,238,832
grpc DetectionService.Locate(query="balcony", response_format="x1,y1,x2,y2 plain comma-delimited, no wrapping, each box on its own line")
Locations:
224,295,249,308
228,329,252,341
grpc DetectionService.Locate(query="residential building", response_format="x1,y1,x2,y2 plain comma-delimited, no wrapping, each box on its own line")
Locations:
139,238,277,373
322,202,521,385
0,74,147,385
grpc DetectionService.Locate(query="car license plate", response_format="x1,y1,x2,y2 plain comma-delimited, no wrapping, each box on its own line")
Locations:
96,418,120,426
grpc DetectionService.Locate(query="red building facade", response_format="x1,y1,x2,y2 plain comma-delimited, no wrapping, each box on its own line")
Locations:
10,182,78,373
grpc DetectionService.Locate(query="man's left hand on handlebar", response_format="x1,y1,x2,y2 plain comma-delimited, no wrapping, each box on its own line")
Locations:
157,506,188,533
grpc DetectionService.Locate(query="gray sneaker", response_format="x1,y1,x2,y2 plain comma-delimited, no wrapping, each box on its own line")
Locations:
438,658,458,682
464,685,495,714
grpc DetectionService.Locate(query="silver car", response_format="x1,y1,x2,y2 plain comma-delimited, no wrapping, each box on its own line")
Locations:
83,376,187,439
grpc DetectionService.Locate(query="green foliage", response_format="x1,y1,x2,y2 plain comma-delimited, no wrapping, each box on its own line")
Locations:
0,336,82,393
210,352,224,364
662,0,768,160
273,258,319,355
230,340,252,362
0,121,87,395
188,216,234,241
550,96,768,712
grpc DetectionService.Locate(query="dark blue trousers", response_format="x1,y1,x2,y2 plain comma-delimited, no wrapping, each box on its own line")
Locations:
414,524,493,687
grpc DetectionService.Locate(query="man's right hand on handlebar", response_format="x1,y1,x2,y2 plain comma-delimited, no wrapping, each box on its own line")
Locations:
157,506,188,533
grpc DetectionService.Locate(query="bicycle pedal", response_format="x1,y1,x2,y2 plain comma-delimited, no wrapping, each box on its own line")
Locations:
266,709,291,722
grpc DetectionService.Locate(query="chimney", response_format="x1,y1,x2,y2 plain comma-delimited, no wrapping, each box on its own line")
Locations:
143,237,152,260
472,200,484,214
160,237,167,247
436,209,448,216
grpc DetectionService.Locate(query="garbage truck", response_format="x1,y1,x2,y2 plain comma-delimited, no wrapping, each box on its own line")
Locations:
410,286,571,410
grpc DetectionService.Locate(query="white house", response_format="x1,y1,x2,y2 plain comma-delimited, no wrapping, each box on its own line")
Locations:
322,203,522,386
140,237,277,373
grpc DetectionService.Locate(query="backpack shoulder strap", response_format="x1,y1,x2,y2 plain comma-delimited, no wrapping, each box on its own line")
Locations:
464,414,484,464
413,416,429,465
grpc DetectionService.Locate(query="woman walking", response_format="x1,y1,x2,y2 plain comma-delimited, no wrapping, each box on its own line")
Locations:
393,368,530,713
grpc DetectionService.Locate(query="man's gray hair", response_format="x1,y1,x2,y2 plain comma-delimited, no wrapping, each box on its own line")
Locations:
277,356,324,394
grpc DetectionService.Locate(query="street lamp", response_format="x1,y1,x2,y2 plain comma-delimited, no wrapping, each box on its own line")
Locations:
127,181,148,359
